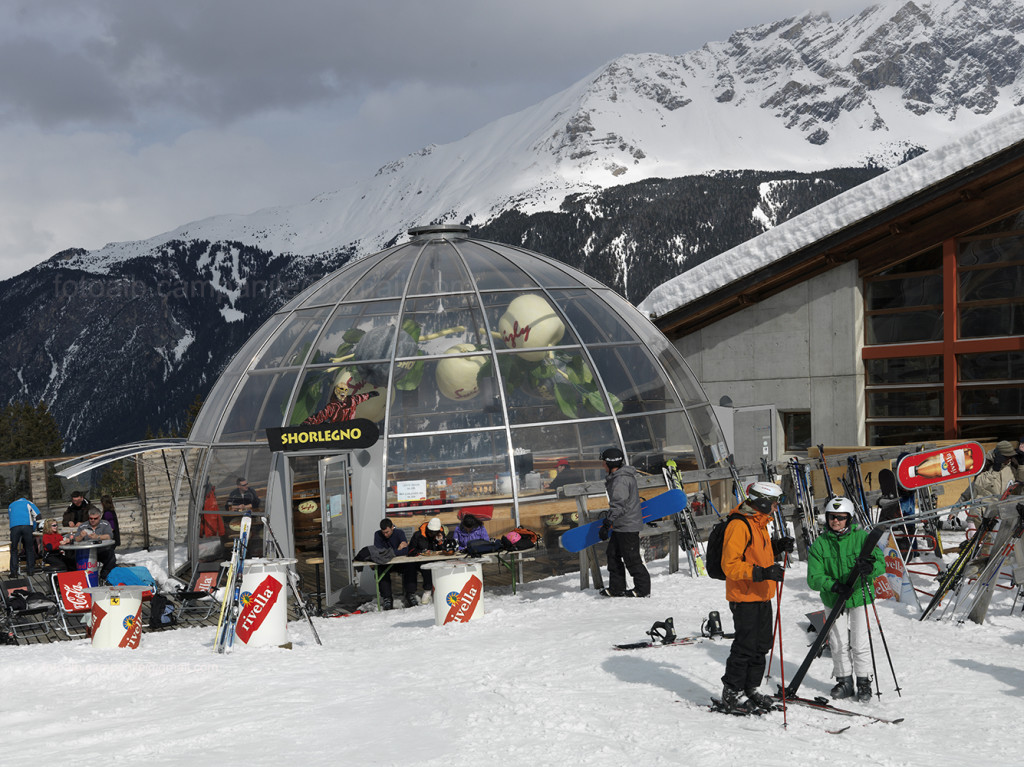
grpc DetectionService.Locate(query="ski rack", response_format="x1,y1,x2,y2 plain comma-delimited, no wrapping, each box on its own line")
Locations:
944,501,1024,624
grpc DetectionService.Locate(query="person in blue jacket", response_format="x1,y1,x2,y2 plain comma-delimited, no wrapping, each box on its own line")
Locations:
7,494,41,577
806,496,886,702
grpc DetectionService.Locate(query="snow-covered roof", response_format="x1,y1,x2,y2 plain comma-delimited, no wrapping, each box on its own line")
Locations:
638,106,1024,319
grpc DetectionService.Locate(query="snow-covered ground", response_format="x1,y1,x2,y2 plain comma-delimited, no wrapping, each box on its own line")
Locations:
3,537,1023,767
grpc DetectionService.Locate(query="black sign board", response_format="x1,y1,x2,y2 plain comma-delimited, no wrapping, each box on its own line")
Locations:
266,419,380,453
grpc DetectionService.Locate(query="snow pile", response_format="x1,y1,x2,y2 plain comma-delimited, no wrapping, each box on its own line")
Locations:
3,536,1023,766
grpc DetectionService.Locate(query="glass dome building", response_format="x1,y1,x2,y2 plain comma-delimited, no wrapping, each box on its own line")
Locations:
182,225,729,601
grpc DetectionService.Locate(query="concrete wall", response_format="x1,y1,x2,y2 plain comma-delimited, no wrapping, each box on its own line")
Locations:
677,261,864,456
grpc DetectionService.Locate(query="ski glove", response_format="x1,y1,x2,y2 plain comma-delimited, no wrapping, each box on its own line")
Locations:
772,536,795,556
852,556,874,577
830,580,846,594
599,519,612,541
752,564,785,582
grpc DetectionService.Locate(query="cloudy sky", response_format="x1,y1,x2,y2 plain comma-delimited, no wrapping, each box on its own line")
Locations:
0,0,902,280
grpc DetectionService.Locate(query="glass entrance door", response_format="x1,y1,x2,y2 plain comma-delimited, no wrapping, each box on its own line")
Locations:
318,455,353,603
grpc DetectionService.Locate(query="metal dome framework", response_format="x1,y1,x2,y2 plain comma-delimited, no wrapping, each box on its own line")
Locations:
180,226,729,593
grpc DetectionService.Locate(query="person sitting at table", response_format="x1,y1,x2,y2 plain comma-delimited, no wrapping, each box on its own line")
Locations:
407,517,451,606
373,519,417,611
63,491,90,527
72,507,117,582
39,518,77,571
99,494,121,547
547,458,585,491
452,514,489,552
227,477,261,513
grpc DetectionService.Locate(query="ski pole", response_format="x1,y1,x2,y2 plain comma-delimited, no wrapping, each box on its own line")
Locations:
767,592,782,678
860,575,881,701
869,599,902,696
766,537,790,678
776,552,788,728
264,517,323,646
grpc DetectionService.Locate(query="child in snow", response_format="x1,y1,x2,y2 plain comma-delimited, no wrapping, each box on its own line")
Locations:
806,496,885,702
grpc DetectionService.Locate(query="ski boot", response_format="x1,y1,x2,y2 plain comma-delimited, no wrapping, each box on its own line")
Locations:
744,688,777,713
382,597,394,611
830,676,855,699
856,676,872,703
714,685,755,716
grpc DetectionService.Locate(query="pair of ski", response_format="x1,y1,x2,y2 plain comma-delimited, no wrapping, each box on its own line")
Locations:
214,513,252,653
706,693,903,732
663,462,707,577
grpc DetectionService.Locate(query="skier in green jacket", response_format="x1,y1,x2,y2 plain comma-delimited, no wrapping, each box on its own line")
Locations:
806,496,886,702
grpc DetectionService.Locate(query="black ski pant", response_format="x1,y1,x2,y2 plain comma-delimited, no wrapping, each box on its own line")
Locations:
606,531,650,596
9,524,37,576
722,600,774,691
378,562,418,601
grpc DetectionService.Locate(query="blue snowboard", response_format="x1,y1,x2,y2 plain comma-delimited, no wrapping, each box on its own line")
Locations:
559,488,688,553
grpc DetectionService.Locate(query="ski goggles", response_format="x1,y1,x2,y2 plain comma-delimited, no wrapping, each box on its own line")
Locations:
826,512,852,522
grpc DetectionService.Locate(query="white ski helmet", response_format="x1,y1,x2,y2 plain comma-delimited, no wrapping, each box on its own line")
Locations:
824,496,855,523
746,481,783,513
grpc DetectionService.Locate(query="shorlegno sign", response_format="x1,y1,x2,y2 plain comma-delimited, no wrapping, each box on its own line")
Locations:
265,419,379,453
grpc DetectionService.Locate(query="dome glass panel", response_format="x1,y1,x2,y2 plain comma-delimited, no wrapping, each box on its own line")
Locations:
185,225,727,586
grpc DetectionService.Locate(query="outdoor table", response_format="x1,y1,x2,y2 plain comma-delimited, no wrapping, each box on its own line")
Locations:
354,553,465,611
62,540,115,586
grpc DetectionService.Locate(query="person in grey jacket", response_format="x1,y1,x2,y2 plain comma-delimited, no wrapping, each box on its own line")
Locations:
598,447,650,597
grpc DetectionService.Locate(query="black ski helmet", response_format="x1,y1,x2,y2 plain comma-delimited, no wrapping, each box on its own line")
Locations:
601,447,625,468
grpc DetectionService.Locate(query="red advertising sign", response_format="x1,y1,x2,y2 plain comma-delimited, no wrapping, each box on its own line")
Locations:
442,575,483,624
194,571,218,593
119,608,142,649
896,442,984,490
235,575,283,644
56,571,92,613
873,573,895,601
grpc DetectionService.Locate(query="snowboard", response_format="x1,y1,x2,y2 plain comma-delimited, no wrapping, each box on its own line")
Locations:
559,488,688,553
878,468,898,499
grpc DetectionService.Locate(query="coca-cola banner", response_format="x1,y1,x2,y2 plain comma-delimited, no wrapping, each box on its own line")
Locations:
56,571,92,613
896,442,984,490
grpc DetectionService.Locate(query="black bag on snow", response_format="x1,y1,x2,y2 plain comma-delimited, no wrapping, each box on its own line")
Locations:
704,514,753,580
149,593,177,629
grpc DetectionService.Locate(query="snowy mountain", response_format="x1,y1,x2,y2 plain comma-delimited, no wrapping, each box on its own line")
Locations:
4,0,1024,451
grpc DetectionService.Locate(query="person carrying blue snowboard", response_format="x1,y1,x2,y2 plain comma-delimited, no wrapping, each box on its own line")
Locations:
597,447,650,598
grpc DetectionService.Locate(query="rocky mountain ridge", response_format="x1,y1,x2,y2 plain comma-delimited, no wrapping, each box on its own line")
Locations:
4,0,1024,451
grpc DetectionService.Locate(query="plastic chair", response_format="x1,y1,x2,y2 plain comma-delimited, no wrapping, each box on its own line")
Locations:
175,561,225,620
1,577,57,640
51,571,92,638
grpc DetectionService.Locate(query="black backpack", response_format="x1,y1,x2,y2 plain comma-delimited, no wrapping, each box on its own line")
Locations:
465,539,503,557
148,593,177,629
704,514,753,580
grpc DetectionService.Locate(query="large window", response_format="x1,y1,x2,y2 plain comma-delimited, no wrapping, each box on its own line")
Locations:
864,248,943,345
781,411,811,452
863,210,1024,445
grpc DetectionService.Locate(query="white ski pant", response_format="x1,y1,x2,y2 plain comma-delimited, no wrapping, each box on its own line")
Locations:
828,605,872,679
